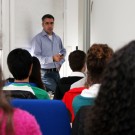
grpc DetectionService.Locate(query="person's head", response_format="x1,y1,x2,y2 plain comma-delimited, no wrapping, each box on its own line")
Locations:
0,65,14,134
29,56,45,89
7,48,32,81
68,50,86,72
86,44,113,85
42,14,54,35
83,40,135,135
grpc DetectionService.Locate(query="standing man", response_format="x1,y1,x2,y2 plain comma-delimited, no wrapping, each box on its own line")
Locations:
31,14,66,92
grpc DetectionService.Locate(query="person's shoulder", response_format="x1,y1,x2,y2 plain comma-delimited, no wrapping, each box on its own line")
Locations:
31,86,46,92
60,77,69,83
13,108,42,135
60,77,68,80
32,31,43,39
13,108,38,126
31,86,50,99
14,108,33,118
72,106,91,135
76,94,82,98
53,33,61,39
73,94,82,102
60,76,81,84
67,87,86,93
75,106,91,122
71,77,86,89
78,105,92,117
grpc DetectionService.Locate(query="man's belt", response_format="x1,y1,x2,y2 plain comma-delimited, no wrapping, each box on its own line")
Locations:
42,68,58,72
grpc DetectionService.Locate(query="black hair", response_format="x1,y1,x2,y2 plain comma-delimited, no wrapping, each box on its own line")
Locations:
68,50,86,72
42,14,54,21
29,56,45,90
7,48,32,80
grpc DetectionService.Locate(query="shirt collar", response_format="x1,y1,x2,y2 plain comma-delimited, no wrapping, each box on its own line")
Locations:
3,83,35,95
81,84,101,98
7,82,31,86
41,30,55,36
70,72,85,77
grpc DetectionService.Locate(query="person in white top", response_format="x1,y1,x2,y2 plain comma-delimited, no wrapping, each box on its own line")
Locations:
54,50,86,99
72,44,114,115
72,40,135,135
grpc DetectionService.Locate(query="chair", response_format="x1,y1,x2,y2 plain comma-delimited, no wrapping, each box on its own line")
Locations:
11,99,71,135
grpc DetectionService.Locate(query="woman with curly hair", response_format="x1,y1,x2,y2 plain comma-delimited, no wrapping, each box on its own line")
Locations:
72,44,113,115
72,40,135,135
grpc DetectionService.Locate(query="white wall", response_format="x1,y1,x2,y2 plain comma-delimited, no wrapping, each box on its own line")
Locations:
0,0,84,78
63,0,79,76
91,0,135,51
78,0,84,51
1,0,65,78
1,0,10,78
3,0,135,78
64,0,79,50
0,0,2,70
15,0,64,49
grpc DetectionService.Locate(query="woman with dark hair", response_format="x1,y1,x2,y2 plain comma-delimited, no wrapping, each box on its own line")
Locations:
72,40,135,135
72,44,113,115
30,56,45,90
0,65,42,135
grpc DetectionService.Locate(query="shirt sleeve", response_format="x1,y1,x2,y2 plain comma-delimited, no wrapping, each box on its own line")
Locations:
59,38,66,65
32,87,50,99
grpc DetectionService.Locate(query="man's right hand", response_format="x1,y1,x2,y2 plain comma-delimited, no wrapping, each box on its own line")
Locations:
53,54,63,62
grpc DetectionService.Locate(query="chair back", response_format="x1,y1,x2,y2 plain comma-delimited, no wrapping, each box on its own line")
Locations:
11,99,71,135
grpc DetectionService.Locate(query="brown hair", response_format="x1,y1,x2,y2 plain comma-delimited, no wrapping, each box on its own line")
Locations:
68,50,86,72
0,66,14,135
86,44,113,86
83,40,135,135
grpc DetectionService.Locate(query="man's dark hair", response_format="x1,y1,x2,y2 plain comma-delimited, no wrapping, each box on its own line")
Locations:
7,48,32,80
42,14,54,21
68,50,86,72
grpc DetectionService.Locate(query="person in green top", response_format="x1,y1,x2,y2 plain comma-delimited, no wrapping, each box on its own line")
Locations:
3,48,49,99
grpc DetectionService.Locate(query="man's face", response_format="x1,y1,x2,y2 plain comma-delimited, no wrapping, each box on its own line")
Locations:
42,18,54,35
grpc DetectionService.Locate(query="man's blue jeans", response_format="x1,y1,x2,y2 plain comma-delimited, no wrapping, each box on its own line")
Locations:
41,69,60,92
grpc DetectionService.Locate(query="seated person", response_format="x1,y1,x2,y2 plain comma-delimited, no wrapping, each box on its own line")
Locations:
0,64,42,134
54,50,86,100
72,44,113,115
5,57,52,92
70,76,87,89
3,48,49,99
29,56,46,89
72,40,135,135
62,86,86,122
62,45,113,121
